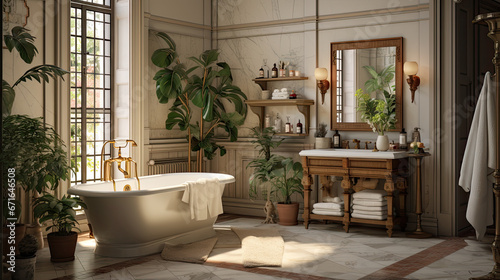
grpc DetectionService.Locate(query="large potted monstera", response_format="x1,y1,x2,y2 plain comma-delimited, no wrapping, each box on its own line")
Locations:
151,32,247,171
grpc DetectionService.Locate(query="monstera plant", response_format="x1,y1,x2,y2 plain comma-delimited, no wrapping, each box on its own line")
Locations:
3,26,68,117
151,32,247,171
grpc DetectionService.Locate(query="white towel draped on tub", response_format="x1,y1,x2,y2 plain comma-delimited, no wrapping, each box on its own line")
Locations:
458,72,497,240
181,178,225,221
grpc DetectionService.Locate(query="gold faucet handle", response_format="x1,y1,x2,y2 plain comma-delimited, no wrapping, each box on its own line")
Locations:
342,140,350,149
365,141,372,149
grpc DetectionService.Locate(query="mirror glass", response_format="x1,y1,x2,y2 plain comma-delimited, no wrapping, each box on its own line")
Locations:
331,37,403,131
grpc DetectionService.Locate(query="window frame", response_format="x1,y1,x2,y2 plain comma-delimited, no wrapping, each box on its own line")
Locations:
70,0,114,186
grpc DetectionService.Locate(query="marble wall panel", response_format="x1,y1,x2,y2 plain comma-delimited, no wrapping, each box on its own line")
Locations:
217,0,305,27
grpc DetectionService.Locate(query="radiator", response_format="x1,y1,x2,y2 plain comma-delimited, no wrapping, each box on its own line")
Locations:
147,158,197,175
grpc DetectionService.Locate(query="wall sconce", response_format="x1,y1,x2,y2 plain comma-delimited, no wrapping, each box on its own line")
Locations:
315,68,329,105
404,61,420,103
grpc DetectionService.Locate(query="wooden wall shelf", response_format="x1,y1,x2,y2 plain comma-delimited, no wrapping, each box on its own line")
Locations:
252,77,309,90
245,99,314,136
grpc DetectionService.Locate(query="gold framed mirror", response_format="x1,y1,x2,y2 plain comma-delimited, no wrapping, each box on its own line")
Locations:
330,37,403,131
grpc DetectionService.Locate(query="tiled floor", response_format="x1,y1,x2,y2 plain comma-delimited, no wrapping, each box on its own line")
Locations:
28,215,495,280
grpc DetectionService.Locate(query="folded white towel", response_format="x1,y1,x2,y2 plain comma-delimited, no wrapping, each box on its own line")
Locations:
352,209,387,216
312,209,344,216
352,199,387,207
351,213,387,220
352,204,388,211
181,178,225,221
352,189,387,201
323,196,343,203
313,202,344,210
272,96,288,100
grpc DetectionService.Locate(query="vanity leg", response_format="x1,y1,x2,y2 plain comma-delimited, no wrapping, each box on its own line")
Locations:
384,177,395,237
302,167,313,229
341,175,352,233
396,177,408,232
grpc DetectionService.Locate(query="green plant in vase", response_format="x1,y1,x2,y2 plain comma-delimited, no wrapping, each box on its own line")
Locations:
355,64,397,151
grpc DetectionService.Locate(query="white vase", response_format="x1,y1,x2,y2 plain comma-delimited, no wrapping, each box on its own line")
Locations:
315,137,331,149
376,135,389,151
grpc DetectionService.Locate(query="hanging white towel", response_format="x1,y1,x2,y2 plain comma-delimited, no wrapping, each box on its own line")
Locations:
458,72,497,240
181,178,225,221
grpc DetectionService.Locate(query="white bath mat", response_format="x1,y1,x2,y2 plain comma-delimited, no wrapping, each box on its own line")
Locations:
231,227,284,268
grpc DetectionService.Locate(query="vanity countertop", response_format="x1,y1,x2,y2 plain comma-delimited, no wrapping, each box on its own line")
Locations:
299,149,409,159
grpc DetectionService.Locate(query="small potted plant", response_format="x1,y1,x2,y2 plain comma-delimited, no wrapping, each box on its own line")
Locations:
247,127,284,224
33,193,87,262
314,123,331,149
12,234,38,280
272,157,304,226
355,65,397,151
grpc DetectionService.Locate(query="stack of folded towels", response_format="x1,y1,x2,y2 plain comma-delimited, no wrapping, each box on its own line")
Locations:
272,88,289,100
351,189,388,220
312,197,344,216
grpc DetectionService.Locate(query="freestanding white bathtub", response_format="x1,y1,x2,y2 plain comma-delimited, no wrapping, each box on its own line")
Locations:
67,172,234,257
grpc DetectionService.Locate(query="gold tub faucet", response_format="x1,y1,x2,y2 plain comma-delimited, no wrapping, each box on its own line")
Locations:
101,139,140,191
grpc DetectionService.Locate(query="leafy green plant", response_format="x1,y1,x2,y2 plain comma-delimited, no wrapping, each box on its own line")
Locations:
355,64,396,135
246,127,303,204
33,193,87,235
271,158,304,204
151,32,247,170
2,26,68,116
247,127,284,199
18,234,38,258
1,115,72,223
314,123,328,137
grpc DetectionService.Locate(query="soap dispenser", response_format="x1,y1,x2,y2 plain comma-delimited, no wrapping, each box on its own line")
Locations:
333,130,341,148
399,128,407,149
412,127,421,143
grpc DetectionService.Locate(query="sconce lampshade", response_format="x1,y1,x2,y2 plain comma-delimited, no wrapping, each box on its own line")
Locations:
404,61,418,76
315,68,328,80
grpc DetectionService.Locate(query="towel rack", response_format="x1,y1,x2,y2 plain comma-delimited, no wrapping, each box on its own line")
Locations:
471,12,500,280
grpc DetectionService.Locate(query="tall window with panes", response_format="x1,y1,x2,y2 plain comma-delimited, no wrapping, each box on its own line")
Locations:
70,0,112,185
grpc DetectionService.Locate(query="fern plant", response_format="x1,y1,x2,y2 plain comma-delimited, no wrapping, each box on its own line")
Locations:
2,26,68,116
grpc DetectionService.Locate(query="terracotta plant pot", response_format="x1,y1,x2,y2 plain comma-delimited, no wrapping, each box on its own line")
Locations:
47,231,78,262
276,202,299,226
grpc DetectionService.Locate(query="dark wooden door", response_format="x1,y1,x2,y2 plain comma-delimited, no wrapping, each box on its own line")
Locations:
454,0,499,236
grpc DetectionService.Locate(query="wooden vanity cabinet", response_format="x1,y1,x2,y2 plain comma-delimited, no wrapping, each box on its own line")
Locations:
301,155,409,237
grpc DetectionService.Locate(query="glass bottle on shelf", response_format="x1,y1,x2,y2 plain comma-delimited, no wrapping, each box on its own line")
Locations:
262,59,270,78
296,119,303,134
399,128,407,149
285,116,291,133
259,67,264,78
272,63,278,78
274,113,282,133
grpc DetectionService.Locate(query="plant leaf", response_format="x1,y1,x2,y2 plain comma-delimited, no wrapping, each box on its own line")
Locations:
4,26,38,63
13,65,69,87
